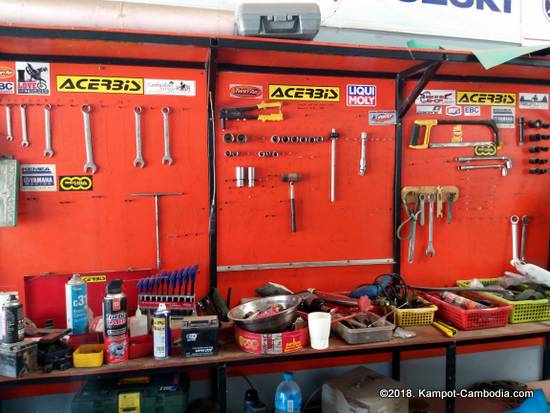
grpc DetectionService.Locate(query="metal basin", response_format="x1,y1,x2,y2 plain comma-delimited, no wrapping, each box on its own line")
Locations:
227,295,300,333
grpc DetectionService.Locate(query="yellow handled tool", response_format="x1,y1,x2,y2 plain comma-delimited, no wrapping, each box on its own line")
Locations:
432,320,457,337
220,101,283,129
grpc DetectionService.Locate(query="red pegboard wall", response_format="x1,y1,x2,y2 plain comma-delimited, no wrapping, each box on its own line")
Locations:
401,81,550,287
0,62,210,310
215,72,396,302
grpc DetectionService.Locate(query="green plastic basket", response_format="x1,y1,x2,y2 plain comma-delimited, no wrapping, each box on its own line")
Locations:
457,278,550,324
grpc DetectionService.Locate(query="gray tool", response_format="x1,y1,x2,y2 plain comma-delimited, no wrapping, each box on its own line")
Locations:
396,192,420,263
446,192,455,224
426,193,436,257
456,156,512,170
235,166,245,188
458,164,508,176
520,215,530,262
511,215,519,261
130,192,183,270
161,107,173,165
133,106,144,168
407,197,419,263
418,193,426,226
43,104,53,157
359,131,367,176
5,106,13,141
248,167,255,187
81,105,97,174
20,104,29,147
436,186,443,218
330,128,339,202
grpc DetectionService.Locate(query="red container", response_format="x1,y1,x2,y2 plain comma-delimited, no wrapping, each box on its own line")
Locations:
424,292,512,330
235,325,309,354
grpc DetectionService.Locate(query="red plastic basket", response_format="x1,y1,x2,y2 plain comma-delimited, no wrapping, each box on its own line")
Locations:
423,292,512,330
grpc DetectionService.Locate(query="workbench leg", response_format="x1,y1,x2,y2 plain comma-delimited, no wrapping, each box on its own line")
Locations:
212,364,227,413
543,333,550,380
445,343,456,413
392,350,401,380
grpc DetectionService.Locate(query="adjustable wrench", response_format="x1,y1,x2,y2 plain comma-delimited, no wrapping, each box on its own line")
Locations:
81,105,97,174
133,106,144,168
418,193,426,226
5,106,13,141
43,104,53,157
520,215,530,262
20,104,29,147
511,215,519,261
426,193,436,257
161,107,173,165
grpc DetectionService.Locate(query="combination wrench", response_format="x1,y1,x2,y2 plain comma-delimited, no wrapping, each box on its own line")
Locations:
161,107,173,166
81,105,97,174
510,215,519,261
134,106,144,168
426,193,436,257
43,104,53,157
20,104,29,147
520,215,530,262
418,193,426,226
5,105,13,141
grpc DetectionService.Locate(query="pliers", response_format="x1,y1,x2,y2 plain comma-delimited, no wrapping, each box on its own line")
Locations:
220,101,283,129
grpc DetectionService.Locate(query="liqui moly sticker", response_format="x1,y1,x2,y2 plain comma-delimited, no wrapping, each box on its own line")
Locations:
415,90,455,105
346,84,376,106
519,93,549,110
368,110,396,125
16,62,50,95
144,79,196,96
464,106,481,116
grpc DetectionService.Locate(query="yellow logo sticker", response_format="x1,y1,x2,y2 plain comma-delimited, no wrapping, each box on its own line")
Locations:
457,92,516,106
59,176,93,191
81,275,107,283
268,85,340,102
57,76,143,94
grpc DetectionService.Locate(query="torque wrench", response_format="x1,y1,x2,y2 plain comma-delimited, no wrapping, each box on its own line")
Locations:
359,131,367,176
161,107,173,165
43,104,53,157
134,106,144,168
81,105,97,174
20,104,29,147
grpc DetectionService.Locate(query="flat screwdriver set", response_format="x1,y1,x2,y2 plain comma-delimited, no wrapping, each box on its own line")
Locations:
136,265,199,316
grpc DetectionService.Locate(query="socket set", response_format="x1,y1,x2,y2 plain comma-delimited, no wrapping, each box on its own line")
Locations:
235,166,255,187
271,135,324,144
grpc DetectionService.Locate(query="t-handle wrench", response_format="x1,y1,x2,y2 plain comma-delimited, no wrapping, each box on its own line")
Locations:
161,107,173,165
20,104,29,147
5,106,13,141
43,104,53,157
511,215,519,261
426,193,436,257
81,105,97,174
133,106,144,168
359,131,367,176
520,215,530,262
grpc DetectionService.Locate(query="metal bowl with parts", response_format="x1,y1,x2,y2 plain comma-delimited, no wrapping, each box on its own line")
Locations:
227,295,300,333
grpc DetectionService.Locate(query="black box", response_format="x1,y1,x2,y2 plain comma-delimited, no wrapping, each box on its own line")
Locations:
180,316,219,358
0,340,38,378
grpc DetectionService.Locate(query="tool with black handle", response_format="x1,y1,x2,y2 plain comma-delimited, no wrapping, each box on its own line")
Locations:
409,119,499,149
281,173,302,233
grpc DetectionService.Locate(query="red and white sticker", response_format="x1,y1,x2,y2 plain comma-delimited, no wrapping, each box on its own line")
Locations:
229,84,263,99
416,90,455,105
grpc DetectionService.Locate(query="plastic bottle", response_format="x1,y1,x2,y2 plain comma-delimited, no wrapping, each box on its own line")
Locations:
274,372,302,413
128,308,148,338
244,389,267,413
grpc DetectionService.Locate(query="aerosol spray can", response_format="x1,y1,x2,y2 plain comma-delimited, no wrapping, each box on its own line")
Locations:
65,274,88,335
103,279,128,364
1,294,24,344
152,303,171,360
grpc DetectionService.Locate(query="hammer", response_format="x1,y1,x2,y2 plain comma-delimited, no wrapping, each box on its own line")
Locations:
281,173,302,232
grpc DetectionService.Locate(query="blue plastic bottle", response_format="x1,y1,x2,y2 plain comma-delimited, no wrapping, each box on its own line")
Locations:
274,372,302,413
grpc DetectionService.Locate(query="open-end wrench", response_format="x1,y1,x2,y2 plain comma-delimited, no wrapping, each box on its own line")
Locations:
5,106,13,141
20,104,29,147
81,105,97,174
133,106,144,168
426,193,436,257
418,193,426,226
161,107,173,165
511,215,519,261
520,215,530,262
43,104,53,157
436,186,443,218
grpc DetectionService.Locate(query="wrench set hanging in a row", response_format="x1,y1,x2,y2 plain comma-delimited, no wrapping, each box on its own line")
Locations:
1,103,179,174
398,186,460,263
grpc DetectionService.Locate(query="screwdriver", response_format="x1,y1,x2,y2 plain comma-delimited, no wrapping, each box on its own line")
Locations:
432,320,457,337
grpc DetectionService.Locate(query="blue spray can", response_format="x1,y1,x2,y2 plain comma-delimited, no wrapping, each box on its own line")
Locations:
65,274,88,334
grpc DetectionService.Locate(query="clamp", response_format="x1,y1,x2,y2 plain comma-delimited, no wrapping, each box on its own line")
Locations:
220,101,283,129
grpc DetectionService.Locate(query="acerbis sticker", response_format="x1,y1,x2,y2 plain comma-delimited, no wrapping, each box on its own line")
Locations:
0,82,14,95
346,84,376,106
415,90,455,105
229,84,263,99
368,110,396,125
59,175,93,192
491,106,515,129
416,105,443,115
457,91,516,106
464,106,481,117
446,106,462,116
16,62,50,95
144,79,196,96
268,85,340,102
519,93,549,110
20,164,56,192
57,76,143,94
81,275,107,283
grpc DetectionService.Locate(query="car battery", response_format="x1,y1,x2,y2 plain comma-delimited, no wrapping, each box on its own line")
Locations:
72,374,188,413
180,315,218,358
0,339,38,378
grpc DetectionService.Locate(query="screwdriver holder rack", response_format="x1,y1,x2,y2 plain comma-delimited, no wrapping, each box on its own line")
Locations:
401,186,460,204
138,295,196,317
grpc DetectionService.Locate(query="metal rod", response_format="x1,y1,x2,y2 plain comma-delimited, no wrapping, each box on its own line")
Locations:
330,128,338,202
217,258,394,272
359,131,367,176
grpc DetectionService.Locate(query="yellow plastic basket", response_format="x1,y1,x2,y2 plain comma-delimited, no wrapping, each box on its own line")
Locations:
391,297,437,327
457,278,550,324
